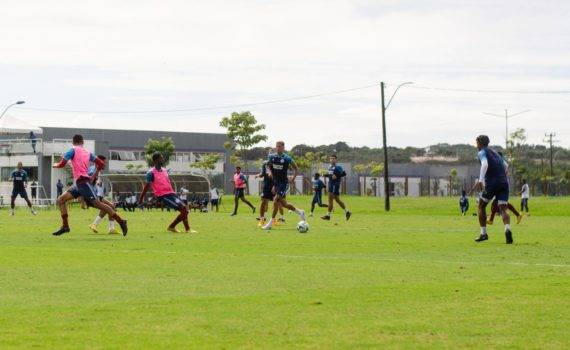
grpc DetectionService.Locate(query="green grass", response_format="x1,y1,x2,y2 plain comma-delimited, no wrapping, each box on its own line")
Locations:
0,196,569,349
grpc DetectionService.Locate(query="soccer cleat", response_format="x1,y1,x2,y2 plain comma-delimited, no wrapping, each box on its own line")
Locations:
298,209,306,221
475,234,488,242
321,215,331,221
272,218,279,226
257,219,265,228
52,227,70,236
31,210,37,216
108,228,119,235
186,229,198,234
88,224,99,233
486,220,493,225
119,220,128,236
516,214,523,224
505,230,513,244
9,210,14,216
230,213,237,216
278,217,286,223
309,212,314,217
345,211,352,221
167,227,181,233
262,222,272,230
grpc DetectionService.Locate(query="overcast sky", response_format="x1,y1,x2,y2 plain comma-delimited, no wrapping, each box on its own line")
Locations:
1,0,569,148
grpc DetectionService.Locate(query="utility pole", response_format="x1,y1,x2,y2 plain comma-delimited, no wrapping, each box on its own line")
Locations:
482,109,530,154
380,81,413,211
544,132,558,178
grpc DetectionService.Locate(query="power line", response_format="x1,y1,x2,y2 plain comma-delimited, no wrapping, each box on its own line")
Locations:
391,84,570,95
14,84,380,114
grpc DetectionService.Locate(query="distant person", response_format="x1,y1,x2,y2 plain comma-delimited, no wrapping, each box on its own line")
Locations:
519,179,530,216
56,179,64,198
459,190,469,215
9,162,36,216
309,173,327,217
96,180,105,201
231,166,255,216
210,187,220,212
31,180,38,203
321,154,351,221
30,131,37,154
180,187,189,206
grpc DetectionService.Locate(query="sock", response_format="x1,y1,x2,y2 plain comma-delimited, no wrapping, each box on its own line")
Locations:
93,216,103,225
62,214,69,228
280,214,285,219
109,220,115,230
112,213,124,224
480,227,487,235
344,208,348,213
182,217,190,231
505,224,511,232
327,212,331,216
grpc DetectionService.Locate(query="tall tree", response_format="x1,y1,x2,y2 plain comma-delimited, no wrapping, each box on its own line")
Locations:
219,111,267,169
192,153,221,176
144,137,175,167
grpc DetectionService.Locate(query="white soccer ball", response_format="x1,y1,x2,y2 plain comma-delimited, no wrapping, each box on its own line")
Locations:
297,220,309,233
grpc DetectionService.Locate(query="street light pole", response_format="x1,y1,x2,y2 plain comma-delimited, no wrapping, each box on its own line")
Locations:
380,81,412,212
0,100,26,120
482,109,530,154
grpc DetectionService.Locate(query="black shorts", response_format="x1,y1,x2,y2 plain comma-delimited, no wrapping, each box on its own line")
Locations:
262,185,274,200
481,181,509,204
158,194,184,210
211,198,219,205
274,181,289,197
234,188,245,198
328,182,341,196
11,188,28,199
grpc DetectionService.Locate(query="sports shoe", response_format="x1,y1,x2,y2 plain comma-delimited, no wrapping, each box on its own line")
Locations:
119,220,128,236
486,220,493,225
309,212,314,217
257,219,265,228
52,227,70,236
9,210,14,216
230,213,237,216
345,211,352,221
262,221,272,230
475,234,488,242
278,217,286,223
31,210,37,216
167,227,181,233
298,209,306,221
272,218,279,226
321,215,331,221
505,230,513,244
516,214,523,224
186,229,198,234
88,224,99,233
108,228,119,235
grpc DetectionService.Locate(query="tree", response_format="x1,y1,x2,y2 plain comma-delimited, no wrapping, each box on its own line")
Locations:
144,137,175,167
219,111,268,168
369,162,384,177
192,153,221,176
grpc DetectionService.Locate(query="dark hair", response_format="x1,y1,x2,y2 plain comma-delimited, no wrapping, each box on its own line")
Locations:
152,151,163,163
476,135,490,147
330,154,337,158
236,166,241,170
72,134,84,145
97,154,106,160
314,173,320,179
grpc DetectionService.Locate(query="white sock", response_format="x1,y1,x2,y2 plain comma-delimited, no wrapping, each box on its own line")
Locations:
280,214,285,219
93,216,103,225
264,219,273,228
327,212,331,216
480,227,487,235
109,220,115,229
505,224,511,232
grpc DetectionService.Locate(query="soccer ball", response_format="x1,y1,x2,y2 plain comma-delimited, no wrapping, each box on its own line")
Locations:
296,220,309,233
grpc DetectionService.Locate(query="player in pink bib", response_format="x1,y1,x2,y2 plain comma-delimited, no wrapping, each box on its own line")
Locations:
230,166,255,216
139,152,196,233
52,134,128,236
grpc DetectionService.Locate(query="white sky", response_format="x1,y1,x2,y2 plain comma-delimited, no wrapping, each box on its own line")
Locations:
1,0,569,148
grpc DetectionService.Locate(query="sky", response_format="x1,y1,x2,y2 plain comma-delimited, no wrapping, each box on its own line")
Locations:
1,0,569,149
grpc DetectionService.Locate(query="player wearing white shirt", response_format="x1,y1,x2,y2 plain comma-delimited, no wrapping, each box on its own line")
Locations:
519,179,530,215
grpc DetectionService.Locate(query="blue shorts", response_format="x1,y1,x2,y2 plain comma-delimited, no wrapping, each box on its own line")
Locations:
312,192,323,205
67,185,81,199
158,194,184,210
234,188,245,198
211,198,219,205
481,181,509,204
274,181,289,198
11,188,28,199
328,182,341,196
76,181,98,204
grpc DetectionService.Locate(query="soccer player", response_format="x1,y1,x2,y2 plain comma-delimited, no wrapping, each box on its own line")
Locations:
262,141,306,230
8,162,37,216
256,153,284,227
52,134,128,236
86,157,119,234
487,152,523,225
459,190,469,215
231,166,255,216
138,152,197,233
473,135,513,244
309,173,327,217
321,155,351,221
519,179,530,216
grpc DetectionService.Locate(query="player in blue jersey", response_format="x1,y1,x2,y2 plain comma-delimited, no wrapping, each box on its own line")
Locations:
256,150,284,227
473,135,513,244
84,156,120,234
261,141,306,230
309,173,327,217
321,155,351,221
8,162,36,216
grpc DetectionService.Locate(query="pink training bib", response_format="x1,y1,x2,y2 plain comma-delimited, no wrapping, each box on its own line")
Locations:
234,173,246,188
150,167,175,197
70,146,91,181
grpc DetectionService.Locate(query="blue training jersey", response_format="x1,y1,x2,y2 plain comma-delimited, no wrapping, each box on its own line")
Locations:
313,179,325,194
11,169,27,190
327,164,346,184
478,148,508,184
267,153,293,183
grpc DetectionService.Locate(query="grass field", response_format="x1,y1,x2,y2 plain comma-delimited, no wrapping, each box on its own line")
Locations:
0,196,569,349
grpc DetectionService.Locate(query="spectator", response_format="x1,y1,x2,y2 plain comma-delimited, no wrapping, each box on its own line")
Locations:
180,187,189,206
30,131,37,154
210,187,220,212
96,180,105,201
56,179,64,197
31,180,38,203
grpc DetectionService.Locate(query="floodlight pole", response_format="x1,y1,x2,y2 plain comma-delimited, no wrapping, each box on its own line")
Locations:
482,109,530,154
380,82,412,212
0,100,25,120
